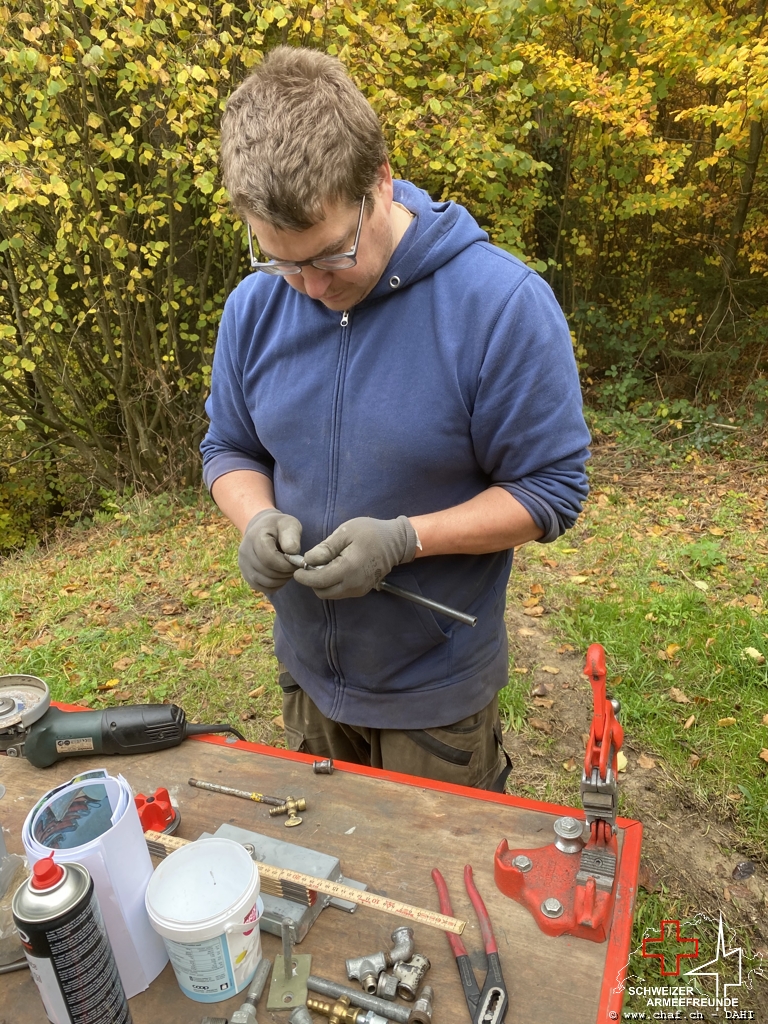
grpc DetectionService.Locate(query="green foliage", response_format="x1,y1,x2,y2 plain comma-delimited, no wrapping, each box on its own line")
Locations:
682,538,726,570
0,0,766,538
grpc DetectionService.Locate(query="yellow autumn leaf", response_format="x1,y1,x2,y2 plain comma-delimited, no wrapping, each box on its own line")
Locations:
759,750,768,764
669,687,691,704
743,647,765,665
540,665,560,675
97,678,120,690
569,575,589,584
523,606,544,617
708,527,725,536
563,758,578,773
617,751,628,773
638,753,656,769
522,596,541,607
718,717,737,727
683,715,695,730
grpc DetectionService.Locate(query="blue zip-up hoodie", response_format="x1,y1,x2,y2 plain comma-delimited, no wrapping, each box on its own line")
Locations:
201,180,590,729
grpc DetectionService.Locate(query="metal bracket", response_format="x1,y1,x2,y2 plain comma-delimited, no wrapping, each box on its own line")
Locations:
266,954,312,1011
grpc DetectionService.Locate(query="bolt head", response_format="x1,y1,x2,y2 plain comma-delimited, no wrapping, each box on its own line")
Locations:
541,897,564,918
512,854,533,872
554,816,583,839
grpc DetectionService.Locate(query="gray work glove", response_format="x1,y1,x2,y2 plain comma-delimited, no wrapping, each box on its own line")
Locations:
293,516,418,600
238,508,303,593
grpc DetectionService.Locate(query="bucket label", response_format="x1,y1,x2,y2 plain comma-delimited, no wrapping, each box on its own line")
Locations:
164,934,235,1002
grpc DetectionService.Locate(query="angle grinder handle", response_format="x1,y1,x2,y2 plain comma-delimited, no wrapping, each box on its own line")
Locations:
22,704,188,768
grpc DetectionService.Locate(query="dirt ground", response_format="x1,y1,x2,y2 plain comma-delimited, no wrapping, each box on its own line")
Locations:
501,602,768,1011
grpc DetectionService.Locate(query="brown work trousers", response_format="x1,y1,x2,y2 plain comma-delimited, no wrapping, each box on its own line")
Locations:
278,664,509,791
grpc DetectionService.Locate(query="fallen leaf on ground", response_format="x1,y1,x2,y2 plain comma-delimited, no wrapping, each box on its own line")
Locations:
517,628,538,637
541,558,558,568
562,758,577,772
523,606,544,617
75,699,92,707
718,717,737,727
557,644,576,654
112,690,132,701
569,575,589,584
112,656,135,671
529,718,553,735
530,682,553,696
759,749,768,764
617,751,628,772
669,687,691,704
533,697,555,708
272,715,284,729
689,753,701,768
743,647,766,665
693,696,713,705
693,580,709,592
637,861,661,893
638,753,657,769
581,732,590,746
249,686,265,699
762,714,768,726
666,643,682,657
540,665,560,675
705,637,716,649
530,583,545,595
522,596,541,608
240,711,254,721
255,601,272,611
650,582,665,593
513,666,529,674
727,792,742,801
708,526,725,536
684,715,696,730
743,594,761,607
97,678,120,691
227,647,243,656
59,584,80,595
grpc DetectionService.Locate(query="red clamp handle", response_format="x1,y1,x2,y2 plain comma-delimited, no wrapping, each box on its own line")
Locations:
583,643,624,778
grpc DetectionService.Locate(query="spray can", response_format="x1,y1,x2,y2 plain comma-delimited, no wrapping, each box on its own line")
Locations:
12,854,132,1024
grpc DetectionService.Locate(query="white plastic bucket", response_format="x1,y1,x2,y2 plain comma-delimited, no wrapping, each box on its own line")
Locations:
144,837,263,1003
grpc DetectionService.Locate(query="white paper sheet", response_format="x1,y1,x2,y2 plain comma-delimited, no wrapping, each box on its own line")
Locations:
22,768,168,997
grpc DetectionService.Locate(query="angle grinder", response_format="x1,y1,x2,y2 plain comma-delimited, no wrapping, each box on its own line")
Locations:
0,675,246,769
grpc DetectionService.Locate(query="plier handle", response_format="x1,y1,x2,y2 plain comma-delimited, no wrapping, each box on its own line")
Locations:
432,865,508,1024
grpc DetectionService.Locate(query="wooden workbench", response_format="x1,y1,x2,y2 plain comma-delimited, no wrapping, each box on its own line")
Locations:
0,733,641,1024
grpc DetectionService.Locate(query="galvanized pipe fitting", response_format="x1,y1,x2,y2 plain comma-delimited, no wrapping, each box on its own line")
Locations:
407,985,434,1024
392,954,431,1001
376,973,399,1000
387,927,414,966
346,951,388,993
289,1009,315,1024
308,976,411,1024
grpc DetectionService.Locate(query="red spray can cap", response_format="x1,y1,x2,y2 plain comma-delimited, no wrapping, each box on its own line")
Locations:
31,855,65,890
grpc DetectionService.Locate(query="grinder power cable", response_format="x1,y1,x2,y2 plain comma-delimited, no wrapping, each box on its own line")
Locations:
0,675,246,768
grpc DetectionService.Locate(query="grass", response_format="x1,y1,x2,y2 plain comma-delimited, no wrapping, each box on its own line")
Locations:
2,448,767,1012
510,460,768,848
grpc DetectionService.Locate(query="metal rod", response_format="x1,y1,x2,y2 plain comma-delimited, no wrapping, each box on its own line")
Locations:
188,778,286,807
284,554,477,627
281,918,293,981
244,956,272,1007
307,976,411,1023
377,581,477,627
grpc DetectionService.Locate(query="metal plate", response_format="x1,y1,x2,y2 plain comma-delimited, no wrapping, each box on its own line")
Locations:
0,676,50,732
266,954,311,1011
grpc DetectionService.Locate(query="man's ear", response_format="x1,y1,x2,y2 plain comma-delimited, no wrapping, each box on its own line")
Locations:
375,161,394,202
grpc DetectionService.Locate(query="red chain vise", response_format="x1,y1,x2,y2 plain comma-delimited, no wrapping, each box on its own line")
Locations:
494,643,624,943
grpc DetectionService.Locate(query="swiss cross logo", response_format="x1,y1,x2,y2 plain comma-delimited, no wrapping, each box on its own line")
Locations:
642,919,699,976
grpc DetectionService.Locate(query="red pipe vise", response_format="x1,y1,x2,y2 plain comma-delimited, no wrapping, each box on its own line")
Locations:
494,643,624,943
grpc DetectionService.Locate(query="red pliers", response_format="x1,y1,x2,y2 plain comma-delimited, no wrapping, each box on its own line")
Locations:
432,865,508,1024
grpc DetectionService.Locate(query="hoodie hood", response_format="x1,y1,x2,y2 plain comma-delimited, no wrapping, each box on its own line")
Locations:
365,180,489,301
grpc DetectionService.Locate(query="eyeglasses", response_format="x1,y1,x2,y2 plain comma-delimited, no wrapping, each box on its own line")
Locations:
247,196,366,276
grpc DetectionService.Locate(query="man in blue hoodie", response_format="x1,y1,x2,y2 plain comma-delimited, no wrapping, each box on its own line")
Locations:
201,47,590,789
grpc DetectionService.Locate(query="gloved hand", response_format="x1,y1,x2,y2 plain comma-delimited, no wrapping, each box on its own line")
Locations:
238,508,303,593
293,516,418,600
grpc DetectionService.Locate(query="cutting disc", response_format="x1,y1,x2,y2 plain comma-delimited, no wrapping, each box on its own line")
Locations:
0,675,50,733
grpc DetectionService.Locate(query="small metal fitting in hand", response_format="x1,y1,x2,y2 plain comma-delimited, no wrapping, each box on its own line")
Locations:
407,985,434,1024
313,758,334,774
392,954,431,1001
346,951,388,994
376,972,399,1000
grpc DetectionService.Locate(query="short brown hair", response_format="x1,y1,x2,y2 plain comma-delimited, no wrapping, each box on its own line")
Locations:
220,47,388,230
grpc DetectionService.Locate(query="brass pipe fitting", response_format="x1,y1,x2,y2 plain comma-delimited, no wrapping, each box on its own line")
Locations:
307,995,362,1024
268,796,307,816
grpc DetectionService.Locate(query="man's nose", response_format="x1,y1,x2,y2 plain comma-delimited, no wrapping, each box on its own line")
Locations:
300,266,334,299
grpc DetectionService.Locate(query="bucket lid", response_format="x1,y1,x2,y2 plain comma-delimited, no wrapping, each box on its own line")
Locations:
145,838,259,936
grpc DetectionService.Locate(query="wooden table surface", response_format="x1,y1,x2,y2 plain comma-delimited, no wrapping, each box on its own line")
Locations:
0,735,641,1024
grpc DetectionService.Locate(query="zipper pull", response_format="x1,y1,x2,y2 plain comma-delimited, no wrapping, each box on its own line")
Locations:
340,310,349,327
